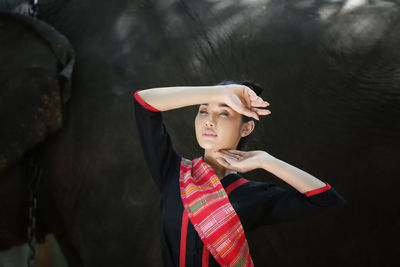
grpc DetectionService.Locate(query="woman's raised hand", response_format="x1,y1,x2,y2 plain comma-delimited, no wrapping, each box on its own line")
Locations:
215,150,275,173
221,84,271,120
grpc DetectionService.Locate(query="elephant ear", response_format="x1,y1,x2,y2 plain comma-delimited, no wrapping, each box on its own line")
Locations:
0,11,75,172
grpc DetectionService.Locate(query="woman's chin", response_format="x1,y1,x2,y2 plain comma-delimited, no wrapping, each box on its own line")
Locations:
198,141,221,151
199,142,234,151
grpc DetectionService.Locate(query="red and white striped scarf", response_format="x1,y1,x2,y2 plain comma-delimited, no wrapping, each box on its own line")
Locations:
179,157,254,267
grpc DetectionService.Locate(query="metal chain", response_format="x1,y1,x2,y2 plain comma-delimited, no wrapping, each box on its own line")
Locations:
28,0,39,17
25,2,41,266
27,158,42,267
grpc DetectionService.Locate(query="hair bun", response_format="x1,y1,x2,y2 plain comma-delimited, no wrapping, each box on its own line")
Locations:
240,80,264,96
217,80,264,96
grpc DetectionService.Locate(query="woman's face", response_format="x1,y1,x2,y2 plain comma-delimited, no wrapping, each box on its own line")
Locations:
195,102,253,150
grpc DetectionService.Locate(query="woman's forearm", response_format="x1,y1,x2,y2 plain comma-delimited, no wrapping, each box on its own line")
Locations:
260,154,326,193
138,85,225,111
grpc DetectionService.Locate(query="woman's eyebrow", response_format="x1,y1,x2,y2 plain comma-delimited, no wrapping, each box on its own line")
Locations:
218,104,230,108
200,103,231,108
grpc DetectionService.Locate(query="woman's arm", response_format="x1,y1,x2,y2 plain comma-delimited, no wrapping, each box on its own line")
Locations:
216,150,345,228
137,86,222,111
216,150,327,193
133,93,181,192
258,153,327,193
137,85,270,119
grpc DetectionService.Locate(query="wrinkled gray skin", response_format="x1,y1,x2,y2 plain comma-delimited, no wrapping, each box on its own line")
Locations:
1,0,400,266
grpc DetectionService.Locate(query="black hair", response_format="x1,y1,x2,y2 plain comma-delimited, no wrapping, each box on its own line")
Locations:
216,80,264,150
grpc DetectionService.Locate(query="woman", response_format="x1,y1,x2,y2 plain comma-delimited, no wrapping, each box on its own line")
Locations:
133,81,345,267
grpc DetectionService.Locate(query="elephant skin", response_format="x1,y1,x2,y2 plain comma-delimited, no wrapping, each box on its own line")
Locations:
0,11,75,173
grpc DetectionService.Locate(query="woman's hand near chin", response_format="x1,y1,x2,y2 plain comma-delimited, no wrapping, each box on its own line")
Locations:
216,149,327,194
215,150,275,173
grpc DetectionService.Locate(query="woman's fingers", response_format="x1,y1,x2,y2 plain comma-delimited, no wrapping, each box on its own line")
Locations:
236,105,259,120
241,89,265,120
250,96,269,107
217,157,243,173
229,97,251,118
253,108,271,116
225,150,247,156
253,100,269,107
216,157,231,167
246,95,270,116
216,151,240,160
246,87,258,99
229,86,270,120
246,88,269,107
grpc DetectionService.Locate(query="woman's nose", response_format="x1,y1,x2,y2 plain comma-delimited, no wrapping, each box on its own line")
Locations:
205,117,215,127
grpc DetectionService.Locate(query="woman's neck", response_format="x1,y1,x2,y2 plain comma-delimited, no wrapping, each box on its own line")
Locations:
204,149,236,179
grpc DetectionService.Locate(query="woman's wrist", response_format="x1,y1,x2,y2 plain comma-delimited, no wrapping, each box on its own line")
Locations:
259,152,326,193
211,85,228,103
258,151,278,170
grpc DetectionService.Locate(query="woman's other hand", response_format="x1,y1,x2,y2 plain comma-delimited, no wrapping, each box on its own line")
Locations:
221,84,271,120
217,149,328,193
215,150,275,173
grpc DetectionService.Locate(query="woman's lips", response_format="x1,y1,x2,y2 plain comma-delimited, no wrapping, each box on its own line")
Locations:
203,130,217,137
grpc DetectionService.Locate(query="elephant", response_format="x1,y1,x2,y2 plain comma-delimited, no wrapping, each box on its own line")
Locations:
0,7,75,267
1,0,399,266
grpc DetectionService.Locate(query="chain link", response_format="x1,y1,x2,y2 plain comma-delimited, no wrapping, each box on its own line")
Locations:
27,158,42,267
26,2,42,266
25,1,41,266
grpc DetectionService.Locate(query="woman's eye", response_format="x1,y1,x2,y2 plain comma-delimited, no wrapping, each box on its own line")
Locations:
220,112,229,116
199,110,207,114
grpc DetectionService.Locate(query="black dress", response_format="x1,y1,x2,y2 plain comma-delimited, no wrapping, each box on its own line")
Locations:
133,92,346,267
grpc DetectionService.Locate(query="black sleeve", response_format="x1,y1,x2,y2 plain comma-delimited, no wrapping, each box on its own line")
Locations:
253,183,346,227
133,90,180,193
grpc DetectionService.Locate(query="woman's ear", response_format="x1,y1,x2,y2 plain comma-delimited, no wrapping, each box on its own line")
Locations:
240,120,255,137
